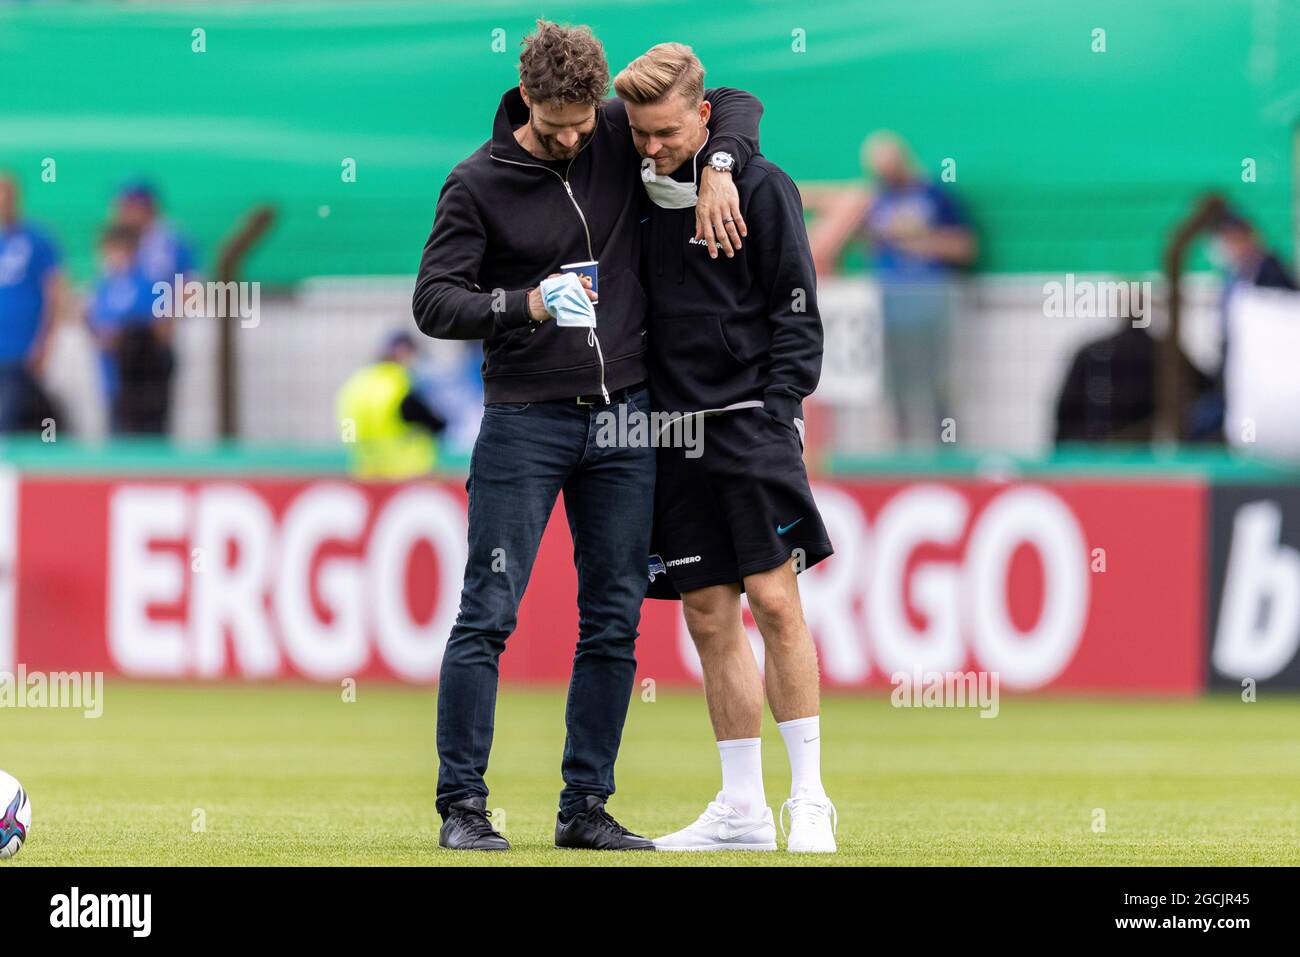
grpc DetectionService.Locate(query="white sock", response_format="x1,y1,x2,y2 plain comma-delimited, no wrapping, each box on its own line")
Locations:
717,737,766,818
777,715,826,799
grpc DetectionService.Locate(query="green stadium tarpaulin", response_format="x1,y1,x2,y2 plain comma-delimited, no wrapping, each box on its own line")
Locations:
2,0,1297,283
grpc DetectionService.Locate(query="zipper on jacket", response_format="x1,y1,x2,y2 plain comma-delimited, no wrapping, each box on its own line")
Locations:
490,144,607,402
561,176,595,263
489,148,595,262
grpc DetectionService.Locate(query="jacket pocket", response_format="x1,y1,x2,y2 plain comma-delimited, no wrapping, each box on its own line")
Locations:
715,315,748,365
650,314,746,373
594,267,648,359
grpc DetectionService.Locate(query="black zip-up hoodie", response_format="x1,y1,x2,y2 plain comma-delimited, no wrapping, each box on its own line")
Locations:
412,87,762,403
641,149,822,426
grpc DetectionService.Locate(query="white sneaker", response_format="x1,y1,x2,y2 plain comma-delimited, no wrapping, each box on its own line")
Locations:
780,793,838,853
653,794,777,851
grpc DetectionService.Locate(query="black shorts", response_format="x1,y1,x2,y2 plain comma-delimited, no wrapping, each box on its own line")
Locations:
646,406,834,598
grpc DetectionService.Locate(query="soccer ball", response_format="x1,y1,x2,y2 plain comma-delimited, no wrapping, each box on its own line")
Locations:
0,770,31,860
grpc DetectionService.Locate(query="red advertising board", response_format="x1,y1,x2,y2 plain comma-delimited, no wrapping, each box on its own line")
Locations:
4,475,1206,692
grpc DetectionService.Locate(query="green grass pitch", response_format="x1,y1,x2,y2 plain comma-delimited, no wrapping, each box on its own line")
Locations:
2,682,1297,866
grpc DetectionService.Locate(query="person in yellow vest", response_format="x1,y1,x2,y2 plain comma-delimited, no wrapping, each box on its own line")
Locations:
337,331,446,479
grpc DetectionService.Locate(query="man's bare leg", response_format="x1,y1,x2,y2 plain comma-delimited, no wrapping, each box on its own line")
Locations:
743,561,820,724
743,559,836,852
681,584,766,816
653,584,777,850
682,583,763,740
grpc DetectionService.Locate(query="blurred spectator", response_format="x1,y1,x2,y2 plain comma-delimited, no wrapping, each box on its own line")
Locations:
1054,319,1212,445
88,224,174,434
112,180,196,289
1210,211,1297,294
859,132,976,447
1185,210,1297,441
419,340,485,455
336,331,446,479
0,171,64,434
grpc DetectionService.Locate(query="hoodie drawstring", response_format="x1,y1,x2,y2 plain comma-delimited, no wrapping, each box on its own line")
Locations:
588,328,610,404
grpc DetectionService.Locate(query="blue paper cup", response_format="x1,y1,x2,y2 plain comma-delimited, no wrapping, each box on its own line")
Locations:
560,260,598,302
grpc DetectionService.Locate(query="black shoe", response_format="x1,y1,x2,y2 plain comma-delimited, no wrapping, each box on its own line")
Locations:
554,795,655,850
439,796,510,851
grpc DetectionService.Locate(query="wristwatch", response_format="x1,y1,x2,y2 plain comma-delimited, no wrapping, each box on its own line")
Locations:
707,151,735,174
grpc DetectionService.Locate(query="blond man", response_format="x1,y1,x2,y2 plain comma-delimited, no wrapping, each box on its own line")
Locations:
616,45,837,852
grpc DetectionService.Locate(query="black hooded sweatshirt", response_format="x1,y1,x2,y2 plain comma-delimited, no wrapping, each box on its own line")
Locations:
411,87,762,403
640,147,822,427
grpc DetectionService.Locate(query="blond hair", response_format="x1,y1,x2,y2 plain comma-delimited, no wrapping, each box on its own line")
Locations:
613,42,705,106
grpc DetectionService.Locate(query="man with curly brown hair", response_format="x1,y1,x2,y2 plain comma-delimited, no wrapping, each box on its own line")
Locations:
413,20,762,851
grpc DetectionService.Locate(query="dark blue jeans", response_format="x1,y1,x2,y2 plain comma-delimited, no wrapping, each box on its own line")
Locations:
436,386,655,817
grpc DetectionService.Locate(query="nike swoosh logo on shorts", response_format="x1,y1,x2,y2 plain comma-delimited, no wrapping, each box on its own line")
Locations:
777,518,803,535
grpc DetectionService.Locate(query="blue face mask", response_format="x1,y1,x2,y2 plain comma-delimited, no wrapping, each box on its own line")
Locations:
540,272,596,328
640,157,698,209
639,136,710,209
